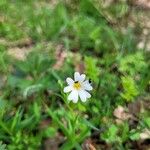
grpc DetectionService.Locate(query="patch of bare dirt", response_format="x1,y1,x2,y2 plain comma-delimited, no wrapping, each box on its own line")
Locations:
7,47,32,61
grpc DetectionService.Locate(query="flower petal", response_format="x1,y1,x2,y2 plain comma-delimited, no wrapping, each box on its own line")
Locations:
84,84,93,91
66,77,74,85
74,72,81,81
83,80,89,84
85,91,91,98
79,90,87,102
83,80,93,91
80,74,86,82
68,90,78,103
64,86,72,93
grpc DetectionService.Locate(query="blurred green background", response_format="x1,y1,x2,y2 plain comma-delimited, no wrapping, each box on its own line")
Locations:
0,0,150,150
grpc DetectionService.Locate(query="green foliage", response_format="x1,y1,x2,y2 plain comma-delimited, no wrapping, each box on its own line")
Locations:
84,56,99,82
47,107,90,150
119,52,147,76
121,76,139,101
143,117,150,128
27,2,68,41
101,122,141,145
0,0,150,149
8,132,41,150
0,22,24,41
70,15,96,49
101,124,119,143
0,141,7,150
119,52,148,101
0,99,6,118
0,45,10,73
43,127,56,138
129,129,140,141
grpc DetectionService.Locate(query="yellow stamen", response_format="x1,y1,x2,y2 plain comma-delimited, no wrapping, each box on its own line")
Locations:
73,81,81,90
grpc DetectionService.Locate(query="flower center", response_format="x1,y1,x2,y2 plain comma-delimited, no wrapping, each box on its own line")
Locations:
73,81,81,90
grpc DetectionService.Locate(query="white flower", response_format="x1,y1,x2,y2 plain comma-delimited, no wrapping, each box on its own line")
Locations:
64,72,93,103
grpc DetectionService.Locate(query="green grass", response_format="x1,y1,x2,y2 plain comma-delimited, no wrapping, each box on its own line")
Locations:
0,0,150,149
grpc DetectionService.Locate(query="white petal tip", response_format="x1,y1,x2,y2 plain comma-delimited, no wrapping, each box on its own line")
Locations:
64,86,72,93
66,77,74,85
72,100,78,103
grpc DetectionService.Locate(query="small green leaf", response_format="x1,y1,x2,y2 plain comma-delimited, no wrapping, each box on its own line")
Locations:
144,117,150,128
129,130,140,141
0,141,7,150
43,127,56,138
121,76,139,102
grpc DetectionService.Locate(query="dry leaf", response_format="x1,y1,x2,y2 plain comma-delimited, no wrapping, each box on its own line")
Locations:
128,101,142,117
140,129,150,140
113,105,132,121
82,139,96,150
113,105,134,124
134,0,150,9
